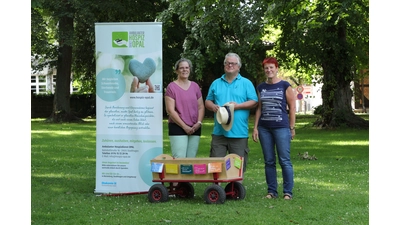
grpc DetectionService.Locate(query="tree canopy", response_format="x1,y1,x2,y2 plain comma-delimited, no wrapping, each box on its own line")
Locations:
31,0,369,128
266,0,369,128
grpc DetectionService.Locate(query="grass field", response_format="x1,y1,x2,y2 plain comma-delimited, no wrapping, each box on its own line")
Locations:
31,115,369,224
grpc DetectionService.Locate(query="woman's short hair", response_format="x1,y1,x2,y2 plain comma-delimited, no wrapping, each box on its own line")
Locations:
262,57,279,68
174,58,193,71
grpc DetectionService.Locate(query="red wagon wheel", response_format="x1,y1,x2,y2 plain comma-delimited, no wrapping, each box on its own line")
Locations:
175,182,195,199
204,184,226,204
148,184,169,203
224,181,246,200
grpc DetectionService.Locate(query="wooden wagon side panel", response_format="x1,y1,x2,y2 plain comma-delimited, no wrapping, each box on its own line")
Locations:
150,154,243,182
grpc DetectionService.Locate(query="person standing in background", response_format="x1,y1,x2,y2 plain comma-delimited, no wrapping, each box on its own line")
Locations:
252,57,296,200
205,52,258,176
165,58,205,158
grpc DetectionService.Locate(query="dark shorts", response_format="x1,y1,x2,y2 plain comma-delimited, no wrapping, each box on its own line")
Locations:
209,134,250,172
168,123,201,136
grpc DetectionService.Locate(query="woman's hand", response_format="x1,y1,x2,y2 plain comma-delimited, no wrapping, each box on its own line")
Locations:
290,129,295,140
252,128,259,142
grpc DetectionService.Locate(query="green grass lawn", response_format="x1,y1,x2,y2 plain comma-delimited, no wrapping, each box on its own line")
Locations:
31,115,369,224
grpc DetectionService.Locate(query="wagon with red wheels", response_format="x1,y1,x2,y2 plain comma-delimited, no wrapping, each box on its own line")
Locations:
148,153,246,204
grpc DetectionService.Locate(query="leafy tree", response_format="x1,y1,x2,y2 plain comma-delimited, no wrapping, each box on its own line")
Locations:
31,6,58,73
157,11,188,87
266,0,369,128
161,0,368,128
32,0,369,128
158,0,273,96
32,0,81,122
31,0,168,122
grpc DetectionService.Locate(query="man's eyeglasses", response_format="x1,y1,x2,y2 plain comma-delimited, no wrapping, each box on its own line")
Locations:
224,62,238,66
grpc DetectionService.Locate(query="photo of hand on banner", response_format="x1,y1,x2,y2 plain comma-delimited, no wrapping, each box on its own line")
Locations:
130,76,154,93
129,58,156,93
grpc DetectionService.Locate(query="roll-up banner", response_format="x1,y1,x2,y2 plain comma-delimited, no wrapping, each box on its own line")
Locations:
94,22,163,194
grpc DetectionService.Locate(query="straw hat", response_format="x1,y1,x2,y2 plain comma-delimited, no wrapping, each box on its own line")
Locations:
216,102,235,131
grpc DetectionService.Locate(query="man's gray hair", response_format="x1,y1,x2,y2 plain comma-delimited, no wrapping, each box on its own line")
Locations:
224,52,242,68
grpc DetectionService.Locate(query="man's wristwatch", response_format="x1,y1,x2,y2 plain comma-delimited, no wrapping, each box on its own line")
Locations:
290,126,295,130
197,121,202,125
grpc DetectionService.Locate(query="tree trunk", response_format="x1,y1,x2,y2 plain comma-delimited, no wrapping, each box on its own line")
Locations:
46,2,82,123
314,19,368,129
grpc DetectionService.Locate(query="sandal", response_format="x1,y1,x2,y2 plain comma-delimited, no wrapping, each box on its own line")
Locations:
283,194,292,200
265,193,277,199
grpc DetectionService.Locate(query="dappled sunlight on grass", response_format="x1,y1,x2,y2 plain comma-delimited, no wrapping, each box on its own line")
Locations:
294,121,313,127
328,140,369,146
31,115,369,224
32,173,92,179
31,129,96,136
293,139,368,146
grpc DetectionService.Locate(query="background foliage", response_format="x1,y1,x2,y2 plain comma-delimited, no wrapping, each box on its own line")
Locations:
31,0,368,91
31,0,369,127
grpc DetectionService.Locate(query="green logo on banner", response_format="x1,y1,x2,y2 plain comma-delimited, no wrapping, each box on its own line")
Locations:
112,32,129,48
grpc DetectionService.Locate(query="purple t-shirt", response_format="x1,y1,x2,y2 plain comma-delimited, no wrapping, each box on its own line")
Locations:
165,81,202,126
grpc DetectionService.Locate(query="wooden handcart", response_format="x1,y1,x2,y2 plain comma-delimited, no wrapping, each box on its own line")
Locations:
148,153,246,204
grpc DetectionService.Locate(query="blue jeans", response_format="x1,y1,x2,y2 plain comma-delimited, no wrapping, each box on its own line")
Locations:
258,126,294,197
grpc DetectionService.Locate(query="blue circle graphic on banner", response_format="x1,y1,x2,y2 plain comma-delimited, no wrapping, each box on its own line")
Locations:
96,68,125,102
297,93,303,100
139,147,163,186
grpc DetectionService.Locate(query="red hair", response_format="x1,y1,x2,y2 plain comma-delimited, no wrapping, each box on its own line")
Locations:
262,57,279,68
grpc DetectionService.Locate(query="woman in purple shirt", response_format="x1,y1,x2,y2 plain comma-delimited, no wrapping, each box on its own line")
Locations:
165,58,205,158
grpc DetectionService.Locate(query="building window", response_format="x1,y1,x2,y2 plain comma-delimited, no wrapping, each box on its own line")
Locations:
31,67,76,94
31,74,54,94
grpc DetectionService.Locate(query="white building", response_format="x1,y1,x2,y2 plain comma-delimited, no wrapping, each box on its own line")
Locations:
31,66,75,94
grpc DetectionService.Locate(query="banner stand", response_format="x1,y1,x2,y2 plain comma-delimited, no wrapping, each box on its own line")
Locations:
94,22,163,195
